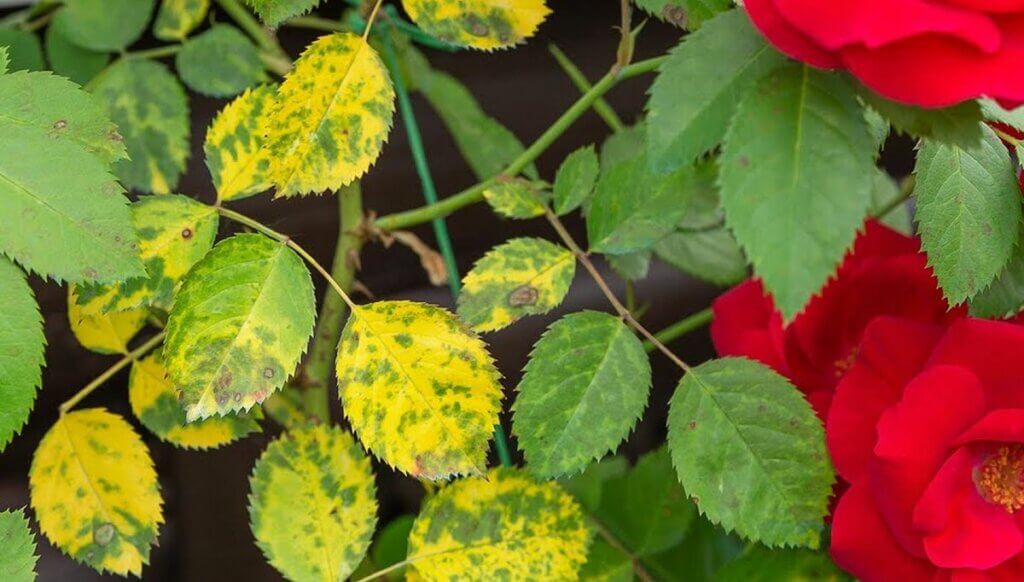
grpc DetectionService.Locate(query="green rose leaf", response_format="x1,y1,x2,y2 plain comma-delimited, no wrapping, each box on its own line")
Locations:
52,0,154,52
646,9,786,174
0,508,38,582
668,358,834,548
176,25,263,98
0,123,142,283
719,65,875,319
0,258,45,452
513,311,652,478
915,125,1021,304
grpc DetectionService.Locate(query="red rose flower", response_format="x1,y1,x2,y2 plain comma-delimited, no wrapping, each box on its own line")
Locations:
712,221,963,419
828,318,1024,580
743,1,1024,107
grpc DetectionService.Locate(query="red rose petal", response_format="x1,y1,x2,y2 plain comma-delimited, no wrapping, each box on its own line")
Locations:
743,0,842,68
850,220,922,259
868,365,987,557
956,409,1024,445
827,318,945,482
914,447,1023,569
772,0,1001,51
841,31,1024,107
710,279,788,375
943,0,1024,14
873,365,987,465
927,319,1024,409
830,480,935,582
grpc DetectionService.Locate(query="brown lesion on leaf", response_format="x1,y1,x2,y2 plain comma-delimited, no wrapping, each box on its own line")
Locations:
508,285,539,307
662,5,688,28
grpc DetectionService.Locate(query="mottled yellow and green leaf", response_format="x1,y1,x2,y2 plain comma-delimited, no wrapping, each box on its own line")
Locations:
164,234,316,420
407,468,590,580
402,0,551,50
68,287,146,354
154,0,210,40
204,84,276,202
29,408,163,576
249,424,377,582
90,59,190,194
264,33,394,196
130,352,260,449
483,176,549,219
458,237,575,332
336,300,502,479
74,195,219,315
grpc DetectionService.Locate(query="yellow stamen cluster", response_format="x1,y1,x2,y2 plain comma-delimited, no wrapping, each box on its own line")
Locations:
977,446,1024,513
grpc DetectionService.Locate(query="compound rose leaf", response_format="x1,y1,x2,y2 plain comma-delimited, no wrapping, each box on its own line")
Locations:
668,358,834,548
402,0,551,51
30,408,163,576
407,468,589,579
130,352,261,450
264,32,394,196
164,233,316,420
336,300,502,480
249,424,377,582
513,311,651,478
458,237,575,332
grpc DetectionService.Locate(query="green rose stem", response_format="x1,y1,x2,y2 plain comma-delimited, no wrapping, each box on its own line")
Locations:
373,55,667,232
293,183,365,424
644,307,714,352
544,206,692,371
549,44,625,133
58,331,167,415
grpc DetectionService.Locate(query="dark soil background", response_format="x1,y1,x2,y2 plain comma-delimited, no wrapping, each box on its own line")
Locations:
0,2,916,580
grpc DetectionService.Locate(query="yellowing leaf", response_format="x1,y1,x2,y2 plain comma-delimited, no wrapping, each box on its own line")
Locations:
153,0,209,40
74,195,219,315
249,424,378,582
29,408,163,576
458,237,575,332
129,352,260,449
264,33,394,196
164,234,316,421
336,300,502,480
68,287,146,354
204,84,276,202
482,176,549,219
407,468,589,580
402,0,551,50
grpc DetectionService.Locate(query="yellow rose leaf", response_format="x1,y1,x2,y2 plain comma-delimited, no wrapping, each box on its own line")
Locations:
29,408,163,576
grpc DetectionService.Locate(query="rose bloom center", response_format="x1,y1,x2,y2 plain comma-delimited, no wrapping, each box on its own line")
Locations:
976,445,1024,513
